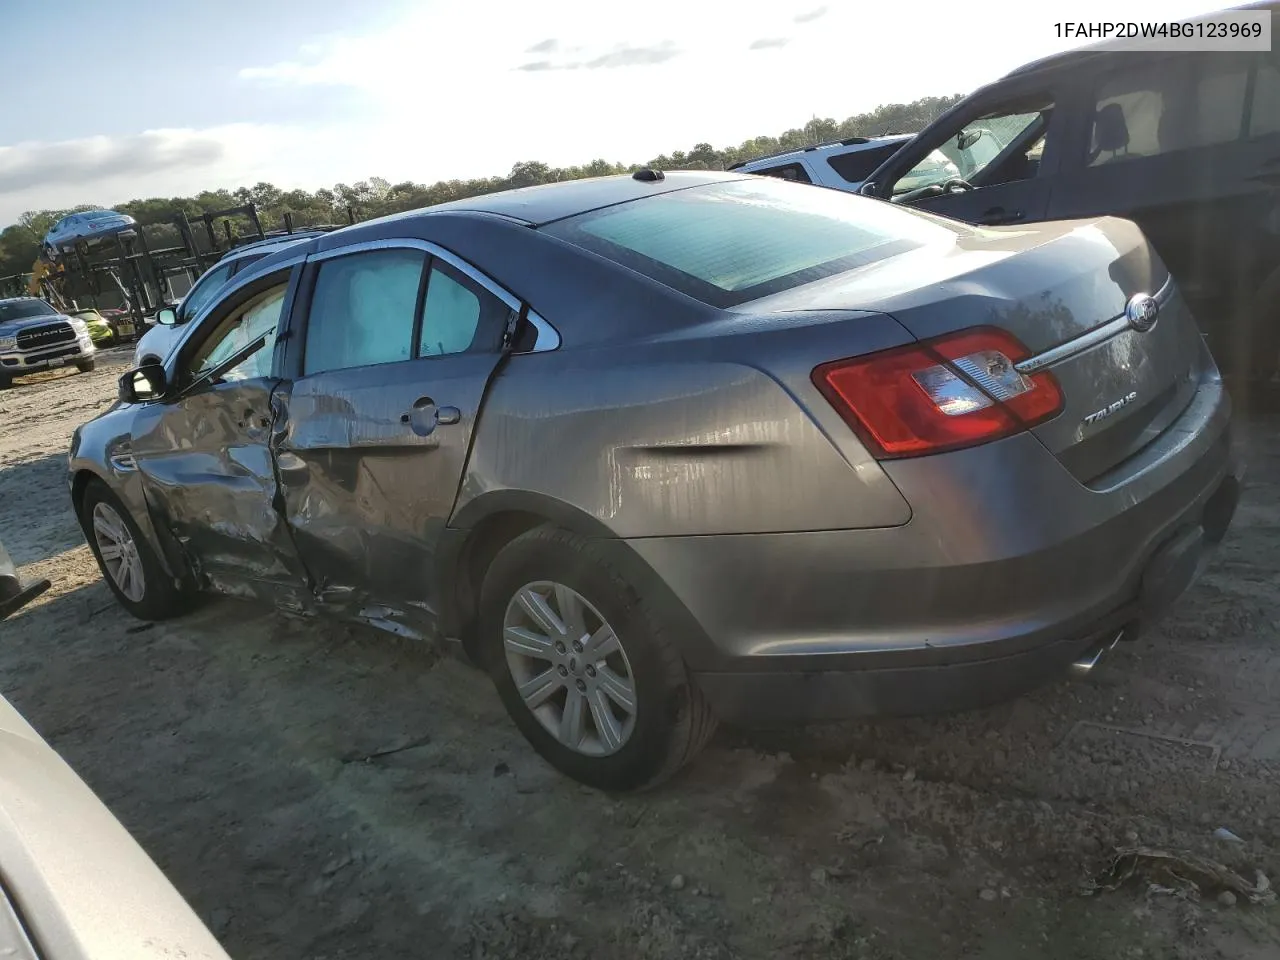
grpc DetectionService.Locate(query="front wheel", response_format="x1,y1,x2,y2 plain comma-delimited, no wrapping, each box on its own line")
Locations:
80,480,192,621
75,358,96,373
478,526,717,792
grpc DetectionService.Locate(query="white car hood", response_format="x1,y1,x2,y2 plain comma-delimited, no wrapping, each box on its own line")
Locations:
0,695,228,959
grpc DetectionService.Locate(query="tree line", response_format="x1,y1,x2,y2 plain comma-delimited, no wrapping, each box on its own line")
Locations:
0,94,962,283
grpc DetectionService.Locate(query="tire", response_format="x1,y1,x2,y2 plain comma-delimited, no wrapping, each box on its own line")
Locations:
75,358,96,373
80,479,192,621
478,525,717,792
0,374,10,391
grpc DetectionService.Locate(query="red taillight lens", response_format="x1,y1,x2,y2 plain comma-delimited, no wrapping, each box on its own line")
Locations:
812,327,1063,459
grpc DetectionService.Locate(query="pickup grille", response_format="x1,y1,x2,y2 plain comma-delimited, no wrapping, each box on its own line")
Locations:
16,322,75,351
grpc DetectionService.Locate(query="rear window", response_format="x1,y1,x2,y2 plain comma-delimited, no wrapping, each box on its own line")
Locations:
542,178,950,307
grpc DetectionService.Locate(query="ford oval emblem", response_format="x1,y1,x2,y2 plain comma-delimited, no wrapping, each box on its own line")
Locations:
1125,293,1160,333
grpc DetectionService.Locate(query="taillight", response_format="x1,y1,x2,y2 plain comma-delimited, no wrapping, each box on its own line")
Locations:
812,326,1063,459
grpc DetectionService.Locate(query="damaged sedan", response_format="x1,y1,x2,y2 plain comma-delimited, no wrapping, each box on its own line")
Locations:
69,171,1240,790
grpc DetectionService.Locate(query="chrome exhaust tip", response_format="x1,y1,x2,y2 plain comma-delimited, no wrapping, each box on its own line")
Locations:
1069,630,1125,679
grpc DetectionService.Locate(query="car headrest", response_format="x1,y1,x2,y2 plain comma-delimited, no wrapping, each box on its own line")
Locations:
1093,103,1130,153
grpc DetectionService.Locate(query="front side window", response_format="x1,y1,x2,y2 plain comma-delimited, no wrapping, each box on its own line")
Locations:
187,282,288,384
894,101,1053,194
544,178,953,308
1089,56,1250,166
303,248,426,375
182,263,236,321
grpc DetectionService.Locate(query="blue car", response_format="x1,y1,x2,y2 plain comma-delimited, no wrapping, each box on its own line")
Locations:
43,209,137,256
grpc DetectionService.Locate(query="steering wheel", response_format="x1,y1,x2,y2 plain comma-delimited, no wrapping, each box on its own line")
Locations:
891,177,975,205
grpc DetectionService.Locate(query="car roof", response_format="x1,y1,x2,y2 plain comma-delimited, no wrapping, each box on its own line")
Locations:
0,297,45,304
1005,0,1278,79
217,233,316,264
729,135,915,172
358,171,750,232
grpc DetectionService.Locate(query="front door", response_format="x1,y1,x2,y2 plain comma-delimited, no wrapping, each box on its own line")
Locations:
128,266,311,602
272,242,513,635
868,86,1070,226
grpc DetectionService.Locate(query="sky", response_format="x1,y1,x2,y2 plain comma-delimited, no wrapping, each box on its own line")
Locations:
0,0,1232,227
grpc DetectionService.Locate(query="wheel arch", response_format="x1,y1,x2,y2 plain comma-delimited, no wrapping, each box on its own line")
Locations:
441,490,720,670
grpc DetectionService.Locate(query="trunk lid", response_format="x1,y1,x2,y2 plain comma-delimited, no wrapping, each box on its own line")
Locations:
745,216,1206,483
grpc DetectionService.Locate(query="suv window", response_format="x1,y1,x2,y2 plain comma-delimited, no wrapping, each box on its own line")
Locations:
303,248,426,375
418,261,510,357
188,282,288,384
753,162,811,183
826,143,900,184
1089,56,1251,166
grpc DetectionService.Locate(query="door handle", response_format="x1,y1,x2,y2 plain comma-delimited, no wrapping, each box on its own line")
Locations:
403,398,461,437
977,207,1024,225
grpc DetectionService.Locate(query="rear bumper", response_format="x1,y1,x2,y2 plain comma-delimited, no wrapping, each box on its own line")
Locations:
627,375,1239,725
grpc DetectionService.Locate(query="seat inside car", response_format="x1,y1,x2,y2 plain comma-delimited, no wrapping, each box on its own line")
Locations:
1091,102,1131,163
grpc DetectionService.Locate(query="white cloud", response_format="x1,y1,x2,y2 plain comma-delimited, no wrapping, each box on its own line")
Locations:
4,0,1238,226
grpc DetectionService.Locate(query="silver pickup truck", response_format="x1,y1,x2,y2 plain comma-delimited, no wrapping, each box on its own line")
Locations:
0,298,96,389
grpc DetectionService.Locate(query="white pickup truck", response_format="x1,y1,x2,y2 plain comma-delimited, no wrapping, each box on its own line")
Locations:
0,298,96,389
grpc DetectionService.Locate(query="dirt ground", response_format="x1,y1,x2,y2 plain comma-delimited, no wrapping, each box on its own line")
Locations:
1,349,1278,960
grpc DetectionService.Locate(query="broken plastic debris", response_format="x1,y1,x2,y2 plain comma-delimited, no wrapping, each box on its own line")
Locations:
1212,827,1245,844
1083,847,1275,905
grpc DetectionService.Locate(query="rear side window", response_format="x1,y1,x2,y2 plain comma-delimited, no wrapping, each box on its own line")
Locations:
1089,55,1250,165
303,248,426,374
753,162,811,183
543,178,952,308
826,143,900,183
418,260,511,357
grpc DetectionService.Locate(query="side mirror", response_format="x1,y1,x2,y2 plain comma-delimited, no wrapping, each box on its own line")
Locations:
118,363,167,404
155,307,178,326
858,180,880,197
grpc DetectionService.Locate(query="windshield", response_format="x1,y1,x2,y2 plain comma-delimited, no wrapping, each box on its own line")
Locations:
543,178,951,307
0,300,58,322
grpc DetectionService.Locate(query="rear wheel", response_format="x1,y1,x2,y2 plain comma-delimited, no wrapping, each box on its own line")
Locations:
75,358,96,373
478,525,717,791
81,480,191,621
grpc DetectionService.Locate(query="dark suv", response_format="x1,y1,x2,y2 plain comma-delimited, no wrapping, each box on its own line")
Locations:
862,1,1280,382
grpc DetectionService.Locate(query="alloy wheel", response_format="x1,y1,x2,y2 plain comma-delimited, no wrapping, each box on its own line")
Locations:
91,502,145,603
503,581,637,757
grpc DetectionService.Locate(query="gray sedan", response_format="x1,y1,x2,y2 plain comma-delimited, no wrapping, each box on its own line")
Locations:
68,171,1240,790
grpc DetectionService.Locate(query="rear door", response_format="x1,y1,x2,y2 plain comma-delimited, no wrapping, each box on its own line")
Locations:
867,83,1074,226
272,239,516,635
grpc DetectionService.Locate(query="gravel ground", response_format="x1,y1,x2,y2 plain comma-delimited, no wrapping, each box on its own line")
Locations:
1,349,1278,960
